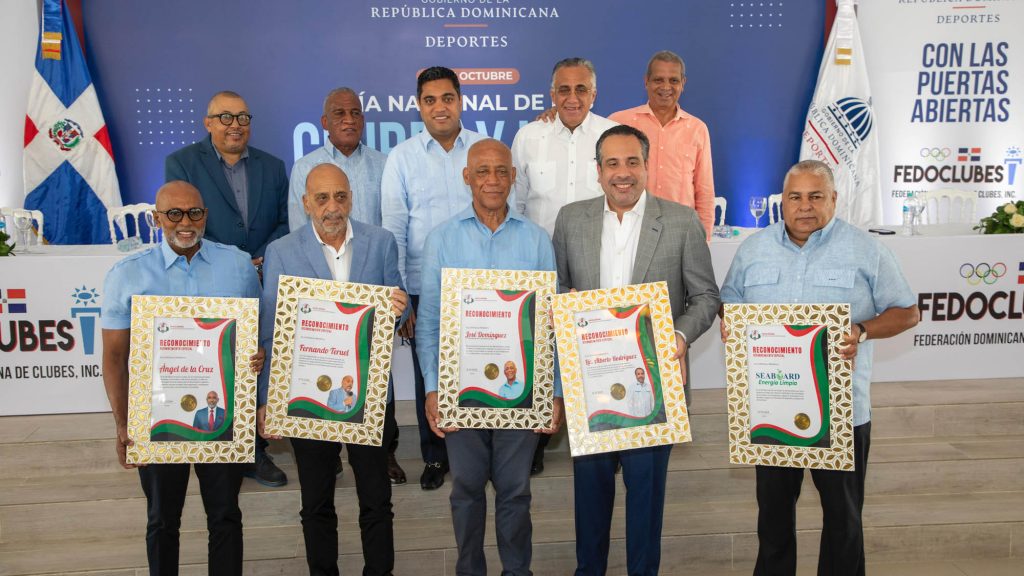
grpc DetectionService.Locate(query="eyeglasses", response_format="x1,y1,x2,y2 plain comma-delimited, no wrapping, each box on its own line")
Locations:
555,86,592,97
206,112,253,126
156,207,208,222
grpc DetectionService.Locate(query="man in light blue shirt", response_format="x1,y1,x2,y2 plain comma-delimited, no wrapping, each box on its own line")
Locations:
417,139,561,576
381,66,488,489
101,181,263,576
720,160,919,576
289,87,387,230
498,361,524,400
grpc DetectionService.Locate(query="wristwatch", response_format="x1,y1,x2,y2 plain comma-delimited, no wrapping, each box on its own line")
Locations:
856,322,868,343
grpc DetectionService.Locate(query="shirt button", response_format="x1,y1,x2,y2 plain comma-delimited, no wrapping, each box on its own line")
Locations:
237,222,244,228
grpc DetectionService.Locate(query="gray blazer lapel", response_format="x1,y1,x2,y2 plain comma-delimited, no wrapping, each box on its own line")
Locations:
199,139,242,215
581,198,604,289
300,226,334,281
348,222,371,283
631,195,663,285
246,151,264,228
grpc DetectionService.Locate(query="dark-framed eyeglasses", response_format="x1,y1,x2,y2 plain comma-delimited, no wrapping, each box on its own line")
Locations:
207,112,252,126
555,86,592,97
156,207,208,222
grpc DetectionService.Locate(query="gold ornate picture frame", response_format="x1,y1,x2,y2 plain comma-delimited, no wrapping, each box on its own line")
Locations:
127,295,258,464
553,282,691,456
437,268,556,429
264,275,396,445
724,303,853,471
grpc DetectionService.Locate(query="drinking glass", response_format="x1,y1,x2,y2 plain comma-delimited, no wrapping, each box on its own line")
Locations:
749,196,767,229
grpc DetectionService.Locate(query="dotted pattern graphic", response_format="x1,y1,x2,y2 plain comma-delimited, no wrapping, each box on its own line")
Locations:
134,87,197,147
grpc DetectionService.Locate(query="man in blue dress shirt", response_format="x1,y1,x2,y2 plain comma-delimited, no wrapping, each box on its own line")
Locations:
381,66,488,490
289,87,387,230
417,139,562,576
498,361,524,400
720,160,919,576
101,181,264,576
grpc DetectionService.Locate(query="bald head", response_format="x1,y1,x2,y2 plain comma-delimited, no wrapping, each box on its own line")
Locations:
155,181,204,210
304,163,353,242
153,181,206,257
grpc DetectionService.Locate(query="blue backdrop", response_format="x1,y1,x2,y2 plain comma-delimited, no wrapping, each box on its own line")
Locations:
83,0,824,227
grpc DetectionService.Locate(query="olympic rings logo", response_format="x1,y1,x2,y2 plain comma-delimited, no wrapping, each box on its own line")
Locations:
959,262,1006,285
920,147,951,161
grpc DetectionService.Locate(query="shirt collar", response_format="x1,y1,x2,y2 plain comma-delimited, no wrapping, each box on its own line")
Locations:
604,191,648,218
160,239,210,269
456,202,524,229
211,142,249,164
310,220,355,252
419,125,468,152
638,103,689,123
779,215,840,250
325,139,362,160
554,110,596,137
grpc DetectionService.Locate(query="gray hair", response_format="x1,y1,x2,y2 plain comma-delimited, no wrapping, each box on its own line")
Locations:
784,160,836,192
322,87,360,115
595,125,650,165
550,57,597,92
645,50,686,78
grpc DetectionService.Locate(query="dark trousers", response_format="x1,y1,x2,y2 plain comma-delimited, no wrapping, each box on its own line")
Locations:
574,444,672,576
410,294,447,464
138,462,243,576
290,401,398,576
753,422,872,576
447,428,539,576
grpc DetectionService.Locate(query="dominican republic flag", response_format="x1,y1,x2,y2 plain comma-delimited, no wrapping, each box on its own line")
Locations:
799,0,881,227
23,0,121,244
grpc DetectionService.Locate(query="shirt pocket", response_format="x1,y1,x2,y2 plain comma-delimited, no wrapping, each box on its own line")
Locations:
812,268,856,289
526,161,557,194
744,267,780,288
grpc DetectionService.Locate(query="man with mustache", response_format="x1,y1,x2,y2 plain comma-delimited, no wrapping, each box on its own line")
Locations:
417,138,560,576
552,125,720,575
257,163,408,576
512,57,618,475
165,89,290,488
289,86,405,483
610,51,716,240
381,66,488,490
101,180,265,576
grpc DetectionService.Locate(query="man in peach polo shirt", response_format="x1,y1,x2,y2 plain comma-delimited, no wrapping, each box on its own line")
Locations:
610,50,715,238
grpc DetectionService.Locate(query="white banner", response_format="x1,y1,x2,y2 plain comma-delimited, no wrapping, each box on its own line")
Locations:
860,0,1024,225
0,247,121,415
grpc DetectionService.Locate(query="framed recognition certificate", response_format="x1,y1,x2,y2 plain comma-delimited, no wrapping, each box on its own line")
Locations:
437,268,556,429
126,295,259,464
723,303,854,471
552,282,691,456
264,275,397,445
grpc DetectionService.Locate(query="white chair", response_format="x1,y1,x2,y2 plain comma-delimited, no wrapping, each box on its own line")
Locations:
917,189,976,225
1,207,45,248
713,196,727,226
767,193,783,224
107,203,158,245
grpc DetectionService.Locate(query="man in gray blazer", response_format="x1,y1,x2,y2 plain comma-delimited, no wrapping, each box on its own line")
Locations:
256,163,408,576
552,124,720,576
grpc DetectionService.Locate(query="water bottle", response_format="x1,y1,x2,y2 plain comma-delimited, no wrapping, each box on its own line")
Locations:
901,192,915,236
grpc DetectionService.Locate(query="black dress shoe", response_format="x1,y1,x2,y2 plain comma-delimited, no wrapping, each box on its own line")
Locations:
244,453,287,487
420,461,447,490
388,453,407,485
